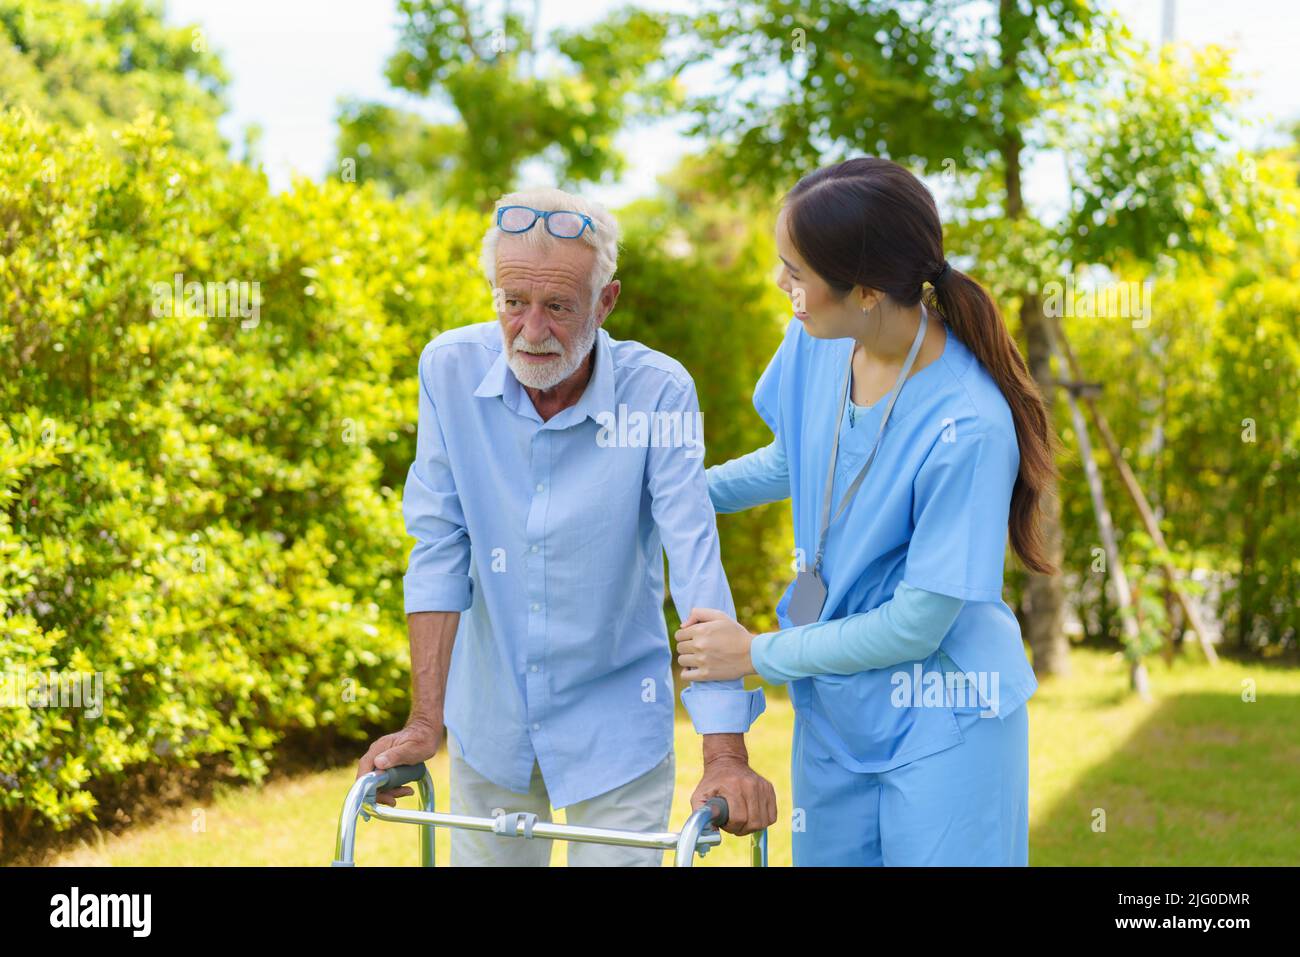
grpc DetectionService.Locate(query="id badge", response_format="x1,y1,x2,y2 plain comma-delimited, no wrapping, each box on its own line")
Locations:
787,569,828,626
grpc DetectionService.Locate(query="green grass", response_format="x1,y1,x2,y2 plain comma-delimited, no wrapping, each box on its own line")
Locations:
51,646,1300,866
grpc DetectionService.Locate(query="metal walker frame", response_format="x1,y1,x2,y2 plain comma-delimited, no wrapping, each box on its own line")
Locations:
333,764,767,867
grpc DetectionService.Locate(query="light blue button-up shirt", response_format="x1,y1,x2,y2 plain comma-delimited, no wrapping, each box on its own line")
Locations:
401,321,765,808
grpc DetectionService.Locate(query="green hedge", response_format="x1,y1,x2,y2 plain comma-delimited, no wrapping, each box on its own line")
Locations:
0,108,493,851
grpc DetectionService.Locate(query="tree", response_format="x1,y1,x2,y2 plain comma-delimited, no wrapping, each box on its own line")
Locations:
333,0,683,206
0,0,228,157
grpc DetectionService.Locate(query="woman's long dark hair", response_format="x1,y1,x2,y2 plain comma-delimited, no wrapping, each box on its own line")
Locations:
785,157,1058,574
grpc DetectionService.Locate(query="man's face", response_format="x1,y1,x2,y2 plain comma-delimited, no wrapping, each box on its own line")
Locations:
495,235,602,391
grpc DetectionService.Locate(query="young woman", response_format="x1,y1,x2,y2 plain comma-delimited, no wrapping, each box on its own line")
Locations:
675,157,1056,866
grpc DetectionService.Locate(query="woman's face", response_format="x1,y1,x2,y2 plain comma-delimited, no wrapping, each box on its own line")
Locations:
775,206,876,339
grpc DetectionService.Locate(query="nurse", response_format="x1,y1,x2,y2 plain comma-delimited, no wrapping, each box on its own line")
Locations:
674,157,1057,866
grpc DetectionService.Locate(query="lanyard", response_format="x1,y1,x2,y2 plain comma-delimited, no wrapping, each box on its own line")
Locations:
811,304,928,576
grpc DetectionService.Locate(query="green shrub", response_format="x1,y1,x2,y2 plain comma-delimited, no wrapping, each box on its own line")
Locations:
0,107,492,853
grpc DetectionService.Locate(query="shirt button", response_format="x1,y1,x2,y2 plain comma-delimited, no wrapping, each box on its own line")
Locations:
535,483,544,492
530,545,538,553
532,723,541,731
531,603,540,612
530,665,539,673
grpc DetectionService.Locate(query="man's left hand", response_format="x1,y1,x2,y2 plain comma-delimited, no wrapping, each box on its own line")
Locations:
691,752,778,836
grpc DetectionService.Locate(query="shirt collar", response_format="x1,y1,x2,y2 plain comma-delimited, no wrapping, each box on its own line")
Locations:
474,326,616,428
565,327,616,427
473,338,512,400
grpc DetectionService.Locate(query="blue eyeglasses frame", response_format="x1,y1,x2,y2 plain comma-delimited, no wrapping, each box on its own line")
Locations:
496,205,596,239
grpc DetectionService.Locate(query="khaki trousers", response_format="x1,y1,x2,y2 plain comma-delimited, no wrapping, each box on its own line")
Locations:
447,734,676,867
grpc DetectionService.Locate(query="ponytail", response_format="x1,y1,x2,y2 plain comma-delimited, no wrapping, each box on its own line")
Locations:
927,271,1058,574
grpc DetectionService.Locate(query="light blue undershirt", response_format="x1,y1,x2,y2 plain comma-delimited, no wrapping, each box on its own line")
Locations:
706,430,966,684
749,581,965,685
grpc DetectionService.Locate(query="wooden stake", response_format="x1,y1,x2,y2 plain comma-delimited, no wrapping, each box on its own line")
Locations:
1043,320,1151,697
1047,314,1220,665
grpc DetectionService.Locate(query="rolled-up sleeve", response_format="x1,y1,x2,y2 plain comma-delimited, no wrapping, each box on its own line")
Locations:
645,376,766,734
680,682,768,733
402,343,474,614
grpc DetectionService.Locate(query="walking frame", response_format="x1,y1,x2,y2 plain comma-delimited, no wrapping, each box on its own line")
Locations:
333,763,768,867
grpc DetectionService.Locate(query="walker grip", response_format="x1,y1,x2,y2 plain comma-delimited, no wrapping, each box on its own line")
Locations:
373,763,425,792
706,796,729,829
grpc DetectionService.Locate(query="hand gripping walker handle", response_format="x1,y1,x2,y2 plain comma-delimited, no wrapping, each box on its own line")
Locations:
705,796,728,829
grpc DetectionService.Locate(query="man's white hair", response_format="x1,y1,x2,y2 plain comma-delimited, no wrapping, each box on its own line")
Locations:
480,187,621,297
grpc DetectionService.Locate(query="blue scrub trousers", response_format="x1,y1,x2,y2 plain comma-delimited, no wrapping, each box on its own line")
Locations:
791,704,1030,866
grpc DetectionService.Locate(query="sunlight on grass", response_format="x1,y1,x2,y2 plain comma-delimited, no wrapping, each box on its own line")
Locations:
1029,646,1300,865
50,647,1300,866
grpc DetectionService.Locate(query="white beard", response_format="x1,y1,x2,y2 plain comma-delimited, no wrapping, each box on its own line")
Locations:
505,317,598,391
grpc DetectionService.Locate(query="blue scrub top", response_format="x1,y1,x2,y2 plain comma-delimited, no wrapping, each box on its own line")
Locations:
754,316,1038,773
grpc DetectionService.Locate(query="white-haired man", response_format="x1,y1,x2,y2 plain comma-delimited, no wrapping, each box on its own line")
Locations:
356,188,777,865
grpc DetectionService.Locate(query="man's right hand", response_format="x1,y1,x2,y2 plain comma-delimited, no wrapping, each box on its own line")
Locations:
356,716,445,807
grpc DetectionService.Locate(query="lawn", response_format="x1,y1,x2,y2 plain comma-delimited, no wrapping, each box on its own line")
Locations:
50,646,1300,866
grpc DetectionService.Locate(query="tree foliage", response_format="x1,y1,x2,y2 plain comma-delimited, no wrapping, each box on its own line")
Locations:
335,0,683,206
0,0,228,157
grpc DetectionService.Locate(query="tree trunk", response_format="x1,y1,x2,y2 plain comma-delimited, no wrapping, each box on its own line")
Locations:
1238,487,1258,650
1021,294,1070,676
1162,584,1182,665
997,2,1069,673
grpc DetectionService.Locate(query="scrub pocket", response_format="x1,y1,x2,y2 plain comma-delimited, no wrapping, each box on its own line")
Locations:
802,656,964,771
936,647,994,714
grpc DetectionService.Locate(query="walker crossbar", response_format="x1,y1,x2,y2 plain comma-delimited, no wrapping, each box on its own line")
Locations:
332,763,768,867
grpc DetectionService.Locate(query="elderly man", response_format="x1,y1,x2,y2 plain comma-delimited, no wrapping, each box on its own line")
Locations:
356,188,776,866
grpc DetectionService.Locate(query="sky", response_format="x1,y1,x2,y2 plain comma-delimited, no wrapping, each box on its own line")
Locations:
166,0,1300,210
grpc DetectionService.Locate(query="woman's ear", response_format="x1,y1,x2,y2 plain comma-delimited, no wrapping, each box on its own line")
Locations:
856,286,884,313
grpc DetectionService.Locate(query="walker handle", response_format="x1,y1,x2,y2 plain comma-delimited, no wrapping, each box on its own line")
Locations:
705,796,729,829
373,764,426,792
